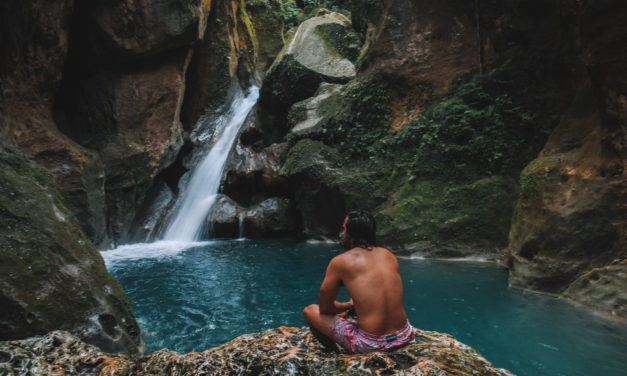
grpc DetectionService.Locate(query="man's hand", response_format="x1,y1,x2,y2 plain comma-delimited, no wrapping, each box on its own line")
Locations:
333,300,352,312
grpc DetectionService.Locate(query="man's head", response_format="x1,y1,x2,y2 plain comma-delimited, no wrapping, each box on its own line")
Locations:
341,210,376,250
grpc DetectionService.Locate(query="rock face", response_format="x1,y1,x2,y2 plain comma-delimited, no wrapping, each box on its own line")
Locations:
0,0,262,247
0,328,514,376
208,195,296,238
0,141,141,355
505,1,627,316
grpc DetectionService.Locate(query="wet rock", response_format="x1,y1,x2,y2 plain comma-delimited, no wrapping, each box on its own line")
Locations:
0,328,514,375
209,194,244,238
243,197,297,237
74,0,200,66
180,0,258,129
245,0,286,74
279,139,346,238
352,0,485,96
0,141,141,355
564,260,627,317
259,11,361,126
222,127,291,206
127,180,175,243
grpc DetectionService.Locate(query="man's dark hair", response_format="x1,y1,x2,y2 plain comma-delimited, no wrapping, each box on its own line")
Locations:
346,210,377,248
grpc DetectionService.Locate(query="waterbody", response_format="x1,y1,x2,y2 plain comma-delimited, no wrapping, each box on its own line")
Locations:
103,239,627,376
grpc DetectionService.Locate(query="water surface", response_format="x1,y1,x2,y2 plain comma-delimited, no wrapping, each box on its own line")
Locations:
103,239,627,376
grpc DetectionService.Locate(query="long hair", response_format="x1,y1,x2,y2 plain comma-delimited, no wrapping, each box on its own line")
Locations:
346,210,376,249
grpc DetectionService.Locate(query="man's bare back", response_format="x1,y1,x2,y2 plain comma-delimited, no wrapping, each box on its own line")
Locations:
323,246,408,335
303,211,414,353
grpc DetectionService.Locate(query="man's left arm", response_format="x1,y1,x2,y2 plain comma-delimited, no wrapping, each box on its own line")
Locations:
318,258,352,314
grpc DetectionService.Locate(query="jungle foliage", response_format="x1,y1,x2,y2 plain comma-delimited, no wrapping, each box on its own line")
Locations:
280,0,351,30
322,61,552,183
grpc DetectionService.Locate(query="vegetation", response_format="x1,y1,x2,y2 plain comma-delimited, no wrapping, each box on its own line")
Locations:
321,77,392,158
318,61,550,183
280,0,350,30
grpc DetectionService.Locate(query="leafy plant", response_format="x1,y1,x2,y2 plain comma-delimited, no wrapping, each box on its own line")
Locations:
322,78,392,158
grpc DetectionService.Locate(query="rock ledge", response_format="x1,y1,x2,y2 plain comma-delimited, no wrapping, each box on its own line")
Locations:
0,327,515,375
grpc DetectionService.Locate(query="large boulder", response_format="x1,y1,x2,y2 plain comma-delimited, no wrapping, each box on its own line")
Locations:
0,141,141,355
0,328,514,375
258,11,361,126
242,197,297,237
222,137,291,206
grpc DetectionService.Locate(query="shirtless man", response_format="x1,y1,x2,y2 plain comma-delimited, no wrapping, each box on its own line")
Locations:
303,211,414,353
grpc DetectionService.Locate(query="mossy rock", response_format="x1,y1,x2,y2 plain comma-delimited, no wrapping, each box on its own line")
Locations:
0,327,515,375
0,140,141,354
259,11,360,122
287,82,344,137
377,176,519,258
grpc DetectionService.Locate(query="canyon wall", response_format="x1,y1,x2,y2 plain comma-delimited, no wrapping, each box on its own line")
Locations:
0,0,265,247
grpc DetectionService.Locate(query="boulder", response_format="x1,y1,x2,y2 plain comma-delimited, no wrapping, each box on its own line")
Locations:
259,11,361,124
222,139,291,206
0,141,141,355
243,197,297,237
208,194,244,238
279,139,346,238
287,82,344,136
0,328,514,375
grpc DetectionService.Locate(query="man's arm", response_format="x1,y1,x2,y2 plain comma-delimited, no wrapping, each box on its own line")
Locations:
318,257,352,314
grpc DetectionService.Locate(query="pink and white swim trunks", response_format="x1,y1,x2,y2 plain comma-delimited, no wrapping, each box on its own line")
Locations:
330,317,415,353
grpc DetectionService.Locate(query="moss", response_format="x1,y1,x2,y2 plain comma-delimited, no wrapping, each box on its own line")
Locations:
0,142,139,352
239,0,259,55
260,54,322,117
377,176,519,249
314,22,361,61
321,76,391,158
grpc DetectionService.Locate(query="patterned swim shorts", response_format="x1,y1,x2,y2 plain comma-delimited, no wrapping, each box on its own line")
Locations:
330,317,415,354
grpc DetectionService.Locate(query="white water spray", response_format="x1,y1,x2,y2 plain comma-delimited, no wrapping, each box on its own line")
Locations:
162,86,259,241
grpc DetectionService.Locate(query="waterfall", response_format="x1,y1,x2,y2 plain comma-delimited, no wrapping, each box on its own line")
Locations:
162,86,259,241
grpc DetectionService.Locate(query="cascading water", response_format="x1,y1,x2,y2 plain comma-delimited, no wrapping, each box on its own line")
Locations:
162,86,259,241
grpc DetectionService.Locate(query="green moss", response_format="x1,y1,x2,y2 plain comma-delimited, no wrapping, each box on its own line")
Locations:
260,54,323,116
377,176,519,248
315,23,361,61
0,142,139,350
239,0,259,54
321,76,391,158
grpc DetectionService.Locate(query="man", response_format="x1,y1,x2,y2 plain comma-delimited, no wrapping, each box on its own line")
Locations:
303,211,415,353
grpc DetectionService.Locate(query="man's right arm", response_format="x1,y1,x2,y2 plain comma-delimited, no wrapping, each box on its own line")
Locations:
318,257,352,314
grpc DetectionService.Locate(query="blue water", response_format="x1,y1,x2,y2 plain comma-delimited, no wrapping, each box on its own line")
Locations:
103,239,627,376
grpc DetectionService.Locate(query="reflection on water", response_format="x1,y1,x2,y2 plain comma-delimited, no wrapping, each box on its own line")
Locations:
103,239,627,376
